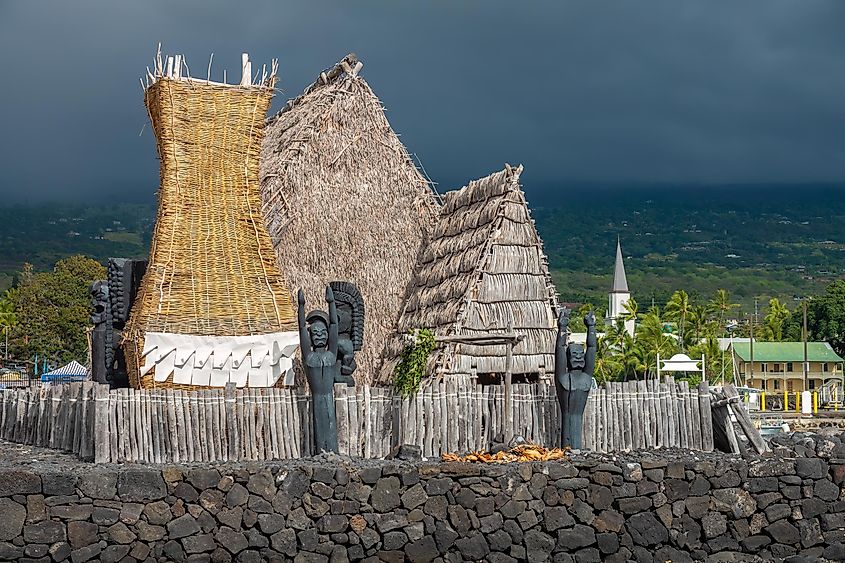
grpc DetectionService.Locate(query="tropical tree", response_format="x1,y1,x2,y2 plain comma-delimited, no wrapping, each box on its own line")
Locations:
687,304,710,343
0,295,17,361
708,289,739,331
806,280,845,356
9,256,106,364
635,308,678,377
621,297,638,324
665,290,691,350
762,298,791,342
593,336,621,384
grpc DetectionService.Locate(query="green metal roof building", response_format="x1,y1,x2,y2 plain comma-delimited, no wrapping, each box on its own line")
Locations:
732,342,844,363
731,341,844,393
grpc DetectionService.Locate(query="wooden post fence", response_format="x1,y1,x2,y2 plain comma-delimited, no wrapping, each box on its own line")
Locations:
0,376,715,462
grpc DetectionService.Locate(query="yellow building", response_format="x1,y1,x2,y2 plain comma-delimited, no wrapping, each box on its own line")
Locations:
732,341,844,393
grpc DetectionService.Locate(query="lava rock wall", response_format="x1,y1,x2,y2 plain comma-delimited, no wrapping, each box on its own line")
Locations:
1,450,844,562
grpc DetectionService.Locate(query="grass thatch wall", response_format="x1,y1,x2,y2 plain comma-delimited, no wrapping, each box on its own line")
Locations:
124,63,296,389
378,165,559,385
260,55,441,385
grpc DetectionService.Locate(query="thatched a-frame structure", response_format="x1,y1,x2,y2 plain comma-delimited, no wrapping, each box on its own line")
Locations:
260,54,441,384
378,164,559,385
124,52,298,389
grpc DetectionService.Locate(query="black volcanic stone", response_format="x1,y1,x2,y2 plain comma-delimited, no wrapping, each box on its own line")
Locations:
543,506,575,531
627,513,669,546
405,536,437,562
524,529,554,560
766,520,800,545
371,477,401,512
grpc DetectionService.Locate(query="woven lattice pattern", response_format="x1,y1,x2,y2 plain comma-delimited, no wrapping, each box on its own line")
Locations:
125,76,296,388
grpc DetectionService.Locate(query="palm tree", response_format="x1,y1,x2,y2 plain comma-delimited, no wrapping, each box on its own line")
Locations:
0,296,17,361
708,289,739,333
594,336,621,384
688,304,710,343
636,309,678,377
618,332,645,380
665,290,691,351
621,297,638,324
763,298,790,342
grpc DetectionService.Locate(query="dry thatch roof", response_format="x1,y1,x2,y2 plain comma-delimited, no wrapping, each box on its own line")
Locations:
378,164,559,385
260,54,441,385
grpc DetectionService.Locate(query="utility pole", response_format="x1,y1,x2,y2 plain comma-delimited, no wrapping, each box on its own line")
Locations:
803,300,809,391
749,313,754,383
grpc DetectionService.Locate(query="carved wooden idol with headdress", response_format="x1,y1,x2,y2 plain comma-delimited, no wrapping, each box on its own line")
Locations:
329,281,365,379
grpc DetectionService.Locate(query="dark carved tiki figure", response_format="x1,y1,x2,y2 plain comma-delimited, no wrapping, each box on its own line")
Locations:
298,286,355,453
555,308,596,449
89,281,112,385
329,281,364,379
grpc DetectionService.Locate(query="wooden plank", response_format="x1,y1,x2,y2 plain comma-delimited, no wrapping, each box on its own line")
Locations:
447,378,459,453
126,388,137,462
363,384,372,458
289,388,302,457
277,388,289,459
93,384,109,463
345,386,357,457
222,383,235,460
439,379,448,453
679,381,690,449
688,381,702,449
667,379,677,448
265,389,277,459
420,383,431,457
723,384,768,454
194,390,205,462
208,389,219,461
335,384,349,456
369,387,379,459
698,381,714,452
640,379,650,449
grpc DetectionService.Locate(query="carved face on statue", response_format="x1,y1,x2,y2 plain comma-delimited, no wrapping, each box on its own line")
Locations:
305,309,330,349
568,343,586,370
89,280,109,324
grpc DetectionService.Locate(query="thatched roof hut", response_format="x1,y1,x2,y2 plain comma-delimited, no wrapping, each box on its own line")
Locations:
260,54,441,384
377,164,559,385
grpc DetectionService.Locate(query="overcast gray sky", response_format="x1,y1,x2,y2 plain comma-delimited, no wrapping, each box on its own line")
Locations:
0,0,842,202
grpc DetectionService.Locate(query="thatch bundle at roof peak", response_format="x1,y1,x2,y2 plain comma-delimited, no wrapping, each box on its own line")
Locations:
260,54,441,385
378,164,559,385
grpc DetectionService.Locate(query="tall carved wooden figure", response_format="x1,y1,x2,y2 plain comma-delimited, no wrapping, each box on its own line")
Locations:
555,308,596,449
297,287,355,453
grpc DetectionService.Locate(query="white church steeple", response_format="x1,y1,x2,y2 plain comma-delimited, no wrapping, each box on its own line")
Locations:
607,238,635,337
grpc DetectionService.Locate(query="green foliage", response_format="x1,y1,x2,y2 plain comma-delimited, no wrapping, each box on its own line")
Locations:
0,204,153,292
595,289,737,384
806,281,845,357
8,255,106,365
394,329,436,397
761,297,791,342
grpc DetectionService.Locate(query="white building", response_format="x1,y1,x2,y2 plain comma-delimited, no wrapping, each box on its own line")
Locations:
606,238,635,337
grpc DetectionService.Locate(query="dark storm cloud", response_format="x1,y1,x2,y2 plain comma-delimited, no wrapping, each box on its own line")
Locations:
0,0,842,202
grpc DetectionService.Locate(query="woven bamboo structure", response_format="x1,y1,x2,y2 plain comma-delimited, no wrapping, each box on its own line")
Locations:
260,54,441,385
124,52,297,389
378,165,559,385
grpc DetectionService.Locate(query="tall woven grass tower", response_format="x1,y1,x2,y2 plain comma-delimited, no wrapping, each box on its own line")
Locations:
260,54,441,385
124,52,298,389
